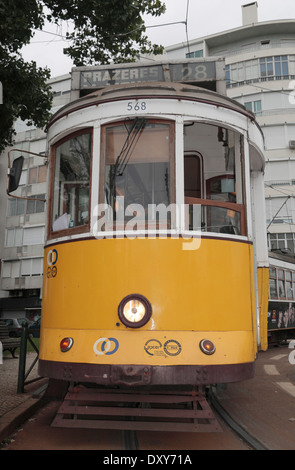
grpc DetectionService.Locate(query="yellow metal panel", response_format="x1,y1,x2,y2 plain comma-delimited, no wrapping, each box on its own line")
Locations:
39,328,255,366
42,237,254,332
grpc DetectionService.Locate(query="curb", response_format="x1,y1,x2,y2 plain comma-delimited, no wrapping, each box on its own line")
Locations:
0,395,48,444
0,378,68,444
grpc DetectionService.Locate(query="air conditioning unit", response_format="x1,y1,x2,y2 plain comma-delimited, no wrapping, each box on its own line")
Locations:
289,140,295,149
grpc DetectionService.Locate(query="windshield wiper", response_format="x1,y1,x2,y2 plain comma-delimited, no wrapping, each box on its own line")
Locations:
114,117,146,176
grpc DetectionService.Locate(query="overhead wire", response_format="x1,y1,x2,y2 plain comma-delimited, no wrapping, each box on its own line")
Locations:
185,0,191,56
33,2,192,46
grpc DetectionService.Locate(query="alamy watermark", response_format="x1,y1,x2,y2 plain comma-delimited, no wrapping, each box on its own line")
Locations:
0,81,2,105
92,197,202,251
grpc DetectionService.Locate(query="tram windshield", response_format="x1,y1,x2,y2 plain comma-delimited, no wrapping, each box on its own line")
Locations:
99,119,175,231
49,120,246,238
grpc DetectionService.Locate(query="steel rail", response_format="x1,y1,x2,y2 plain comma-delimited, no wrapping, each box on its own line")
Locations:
209,389,269,451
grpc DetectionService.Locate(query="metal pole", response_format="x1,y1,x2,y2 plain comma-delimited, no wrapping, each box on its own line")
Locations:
17,325,28,394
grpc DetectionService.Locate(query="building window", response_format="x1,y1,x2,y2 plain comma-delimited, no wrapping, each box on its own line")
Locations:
7,194,45,217
260,56,288,79
23,226,45,245
186,50,204,58
268,233,295,254
227,55,292,87
21,258,43,277
28,165,47,184
1,258,43,279
7,198,25,216
5,228,23,247
26,195,45,214
244,100,262,116
225,65,230,84
2,260,20,278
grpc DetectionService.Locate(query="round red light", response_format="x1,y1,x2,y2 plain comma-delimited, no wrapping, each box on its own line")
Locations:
60,337,73,352
199,339,216,355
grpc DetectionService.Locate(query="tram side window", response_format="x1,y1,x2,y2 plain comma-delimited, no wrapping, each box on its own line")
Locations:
184,154,202,199
269,267,295,300
184,122,245,235
52,132,92,233
277,269,286,298
269,267,277,299
99,119,174,231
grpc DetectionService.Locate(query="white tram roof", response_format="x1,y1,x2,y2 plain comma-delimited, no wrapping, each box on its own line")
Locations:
48,81,257,127
47,81,265,170
269,250,295,267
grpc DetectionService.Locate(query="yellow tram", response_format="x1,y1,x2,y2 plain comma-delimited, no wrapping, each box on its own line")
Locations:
38,69,269,393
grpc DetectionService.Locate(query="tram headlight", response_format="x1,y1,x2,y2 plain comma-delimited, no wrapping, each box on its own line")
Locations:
199,339,216,355
60,337,74,352
118,294,152,328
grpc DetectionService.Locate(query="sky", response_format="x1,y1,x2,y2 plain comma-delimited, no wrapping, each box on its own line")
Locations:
21,0,295,78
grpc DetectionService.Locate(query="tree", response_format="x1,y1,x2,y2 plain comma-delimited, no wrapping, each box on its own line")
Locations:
45,0,166,65
0,0,166,152
0,0,53,152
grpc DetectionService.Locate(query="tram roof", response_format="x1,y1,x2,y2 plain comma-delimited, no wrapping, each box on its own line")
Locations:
47,81,257,130
269,250,295,266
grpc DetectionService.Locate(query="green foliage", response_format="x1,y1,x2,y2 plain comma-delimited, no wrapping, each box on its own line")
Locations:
0,0,165,151
44,0,166,65
0,49,52,152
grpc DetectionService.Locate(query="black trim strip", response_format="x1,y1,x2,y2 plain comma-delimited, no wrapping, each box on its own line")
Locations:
44,233,253,249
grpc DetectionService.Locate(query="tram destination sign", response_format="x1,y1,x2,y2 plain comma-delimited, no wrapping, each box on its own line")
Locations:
71,59,225,97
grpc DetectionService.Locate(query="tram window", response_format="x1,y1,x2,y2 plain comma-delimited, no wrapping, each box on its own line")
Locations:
269,267,276,278
207,176,236,203
278,280,285,298
286,281,293,299
278,269,284,280
51,132,92,233
184,122,245,235
100,120,174,231
269,267,277,299
184,154,202,199
285,270,293,299
269,278,277,299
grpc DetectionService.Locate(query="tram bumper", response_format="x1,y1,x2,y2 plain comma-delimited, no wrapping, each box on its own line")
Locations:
38,360,255,386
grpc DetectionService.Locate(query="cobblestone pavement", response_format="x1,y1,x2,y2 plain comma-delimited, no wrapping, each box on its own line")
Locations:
0,352,41,418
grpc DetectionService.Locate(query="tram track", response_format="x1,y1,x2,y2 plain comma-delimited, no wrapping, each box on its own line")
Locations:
123,429,140,450
208,389,268,450
0,393,268,450
121,388,268,451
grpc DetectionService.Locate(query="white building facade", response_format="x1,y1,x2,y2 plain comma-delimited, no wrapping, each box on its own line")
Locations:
166,2,295,254
0,75,71,321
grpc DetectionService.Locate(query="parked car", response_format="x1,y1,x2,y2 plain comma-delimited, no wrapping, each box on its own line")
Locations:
3,318,30,337
28,318,40,338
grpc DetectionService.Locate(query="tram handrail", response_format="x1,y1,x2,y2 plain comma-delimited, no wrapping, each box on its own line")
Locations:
184,197,246,236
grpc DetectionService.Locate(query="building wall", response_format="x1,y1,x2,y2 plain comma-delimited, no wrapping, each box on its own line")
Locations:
166,4,295,253
0,75,71,320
